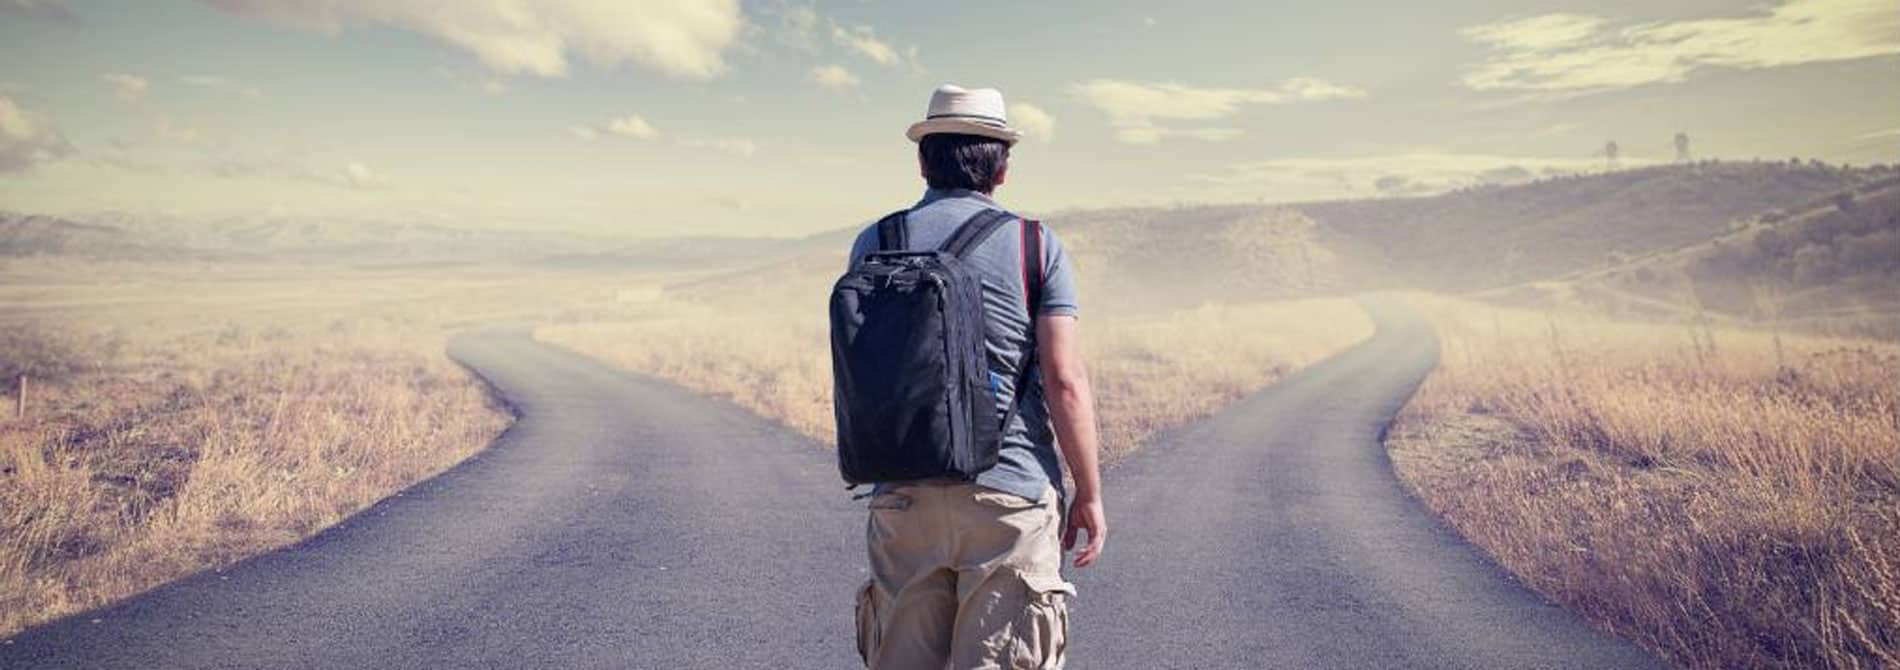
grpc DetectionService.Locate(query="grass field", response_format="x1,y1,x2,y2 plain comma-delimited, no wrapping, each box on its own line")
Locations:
0,260,677,638
540,296,1374,462
1387,294,1899,669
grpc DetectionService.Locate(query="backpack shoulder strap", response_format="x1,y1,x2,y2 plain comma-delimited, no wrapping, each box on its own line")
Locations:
937,208,1014,258
1020,219,1043,317
875,210,909,251
997,217,1046,439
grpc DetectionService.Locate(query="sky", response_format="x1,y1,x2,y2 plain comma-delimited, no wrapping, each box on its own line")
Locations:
0,0,1896,238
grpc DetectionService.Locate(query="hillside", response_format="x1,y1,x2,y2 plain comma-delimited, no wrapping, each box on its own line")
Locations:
667,204,1369,315
0,210,619,265
1525,177,1900,335
1297,161,1896,290
671,162,1895,316
12,161,1893,321
0,214,152,258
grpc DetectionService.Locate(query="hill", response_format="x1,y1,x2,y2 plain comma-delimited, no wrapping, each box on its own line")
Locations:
0,210,620,265
1519,177,1900,336
671,162,1897,317
0,213,150,258
1297,161,1895,290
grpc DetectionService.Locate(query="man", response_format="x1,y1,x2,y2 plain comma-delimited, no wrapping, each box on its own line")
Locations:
844,84,1106,669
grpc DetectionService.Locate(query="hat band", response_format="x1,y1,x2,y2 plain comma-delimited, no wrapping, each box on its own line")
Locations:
926,112,1007,126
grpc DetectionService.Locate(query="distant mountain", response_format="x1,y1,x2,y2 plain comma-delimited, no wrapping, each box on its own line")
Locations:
12,161,1894,329
669,204,1371,313
1296,161,1896,291
662,162,1900,318
535,227,856,272
0,213,128,256
0,211,622,265
1031,204,1372,311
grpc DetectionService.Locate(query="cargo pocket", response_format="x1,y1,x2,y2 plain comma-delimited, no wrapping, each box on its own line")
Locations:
1009,572,1075,669
971,488,1040,511
854,579,879,666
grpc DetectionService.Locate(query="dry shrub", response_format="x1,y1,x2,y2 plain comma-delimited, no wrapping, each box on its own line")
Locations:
1387,294,1899,669
539,297,1372,461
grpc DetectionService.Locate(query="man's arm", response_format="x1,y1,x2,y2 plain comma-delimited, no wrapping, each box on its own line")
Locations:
1037,314,1106,568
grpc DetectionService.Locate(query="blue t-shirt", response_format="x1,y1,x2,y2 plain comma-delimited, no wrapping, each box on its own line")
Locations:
846,188,1080,503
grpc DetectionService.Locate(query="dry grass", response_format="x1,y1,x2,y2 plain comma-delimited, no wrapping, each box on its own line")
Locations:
0,260,684,638
1387,293,1899,669
539,296,1373,461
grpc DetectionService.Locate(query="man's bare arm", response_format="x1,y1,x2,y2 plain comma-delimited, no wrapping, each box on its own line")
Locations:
1037,314,1106,567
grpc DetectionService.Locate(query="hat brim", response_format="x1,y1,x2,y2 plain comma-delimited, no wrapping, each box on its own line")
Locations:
906,118,1022,145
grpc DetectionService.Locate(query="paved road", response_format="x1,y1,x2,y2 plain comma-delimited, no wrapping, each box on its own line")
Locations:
1067,297,1661,669
3,299,1663,669
1,326,866,669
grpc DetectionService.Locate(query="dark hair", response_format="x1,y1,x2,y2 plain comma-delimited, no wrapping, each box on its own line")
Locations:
918,133,1010,193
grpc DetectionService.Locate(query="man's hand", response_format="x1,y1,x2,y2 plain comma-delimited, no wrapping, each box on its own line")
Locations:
1063,494,1106,567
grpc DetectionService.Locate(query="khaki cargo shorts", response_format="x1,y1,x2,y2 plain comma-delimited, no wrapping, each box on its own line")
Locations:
855,482,1074,670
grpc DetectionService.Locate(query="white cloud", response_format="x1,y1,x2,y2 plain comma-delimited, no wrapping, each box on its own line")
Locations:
830,23,901,66
775,2,820,51
101,73,148,101
677,135,757,158
342,161,381,189
0,0,74,22
1008,102,1055,143
199,0,745,80
1462,0,1900,92
0,95,73,172
154,116,207,143
811,64,860,91
1464,14,1604,52
605,115,659,139
1115,126,1241,145
180,74,262,97
1072,77,1364,144
568,114,659,141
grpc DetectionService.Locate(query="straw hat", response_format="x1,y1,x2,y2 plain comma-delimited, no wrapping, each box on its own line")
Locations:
905,84,1023,145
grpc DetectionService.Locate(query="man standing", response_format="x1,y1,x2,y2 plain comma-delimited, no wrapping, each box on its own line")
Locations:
840,84,1106,669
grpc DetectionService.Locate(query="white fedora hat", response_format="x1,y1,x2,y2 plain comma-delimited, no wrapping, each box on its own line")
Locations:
905,84,1023,145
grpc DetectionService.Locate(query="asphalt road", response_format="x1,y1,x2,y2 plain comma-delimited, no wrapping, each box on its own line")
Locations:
3,298,1663,669
2,326,866,669
1066,297,1662,669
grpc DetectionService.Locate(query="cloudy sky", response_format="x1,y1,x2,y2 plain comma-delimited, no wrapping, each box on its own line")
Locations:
1,0,1896,237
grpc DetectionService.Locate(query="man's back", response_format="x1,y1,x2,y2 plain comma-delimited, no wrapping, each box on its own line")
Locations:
846,186,1079,504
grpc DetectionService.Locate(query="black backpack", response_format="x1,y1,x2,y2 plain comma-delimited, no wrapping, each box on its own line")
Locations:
829,208,1044,485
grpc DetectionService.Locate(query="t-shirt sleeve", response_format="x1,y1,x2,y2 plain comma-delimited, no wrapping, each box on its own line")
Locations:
1037,224,1080,318
846,225,877,271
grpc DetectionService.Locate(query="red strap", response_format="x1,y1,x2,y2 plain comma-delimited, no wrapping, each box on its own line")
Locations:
1019,219,1043,316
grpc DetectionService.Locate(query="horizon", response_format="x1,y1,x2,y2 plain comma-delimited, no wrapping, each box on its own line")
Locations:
0,0,1896,238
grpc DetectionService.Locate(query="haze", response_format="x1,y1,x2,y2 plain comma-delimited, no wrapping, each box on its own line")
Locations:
0,0,1895,237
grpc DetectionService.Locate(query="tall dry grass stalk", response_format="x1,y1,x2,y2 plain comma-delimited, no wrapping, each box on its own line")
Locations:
0,321,507,637
0,260,588,638
1388,293,1899,669
539,297,1373,461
